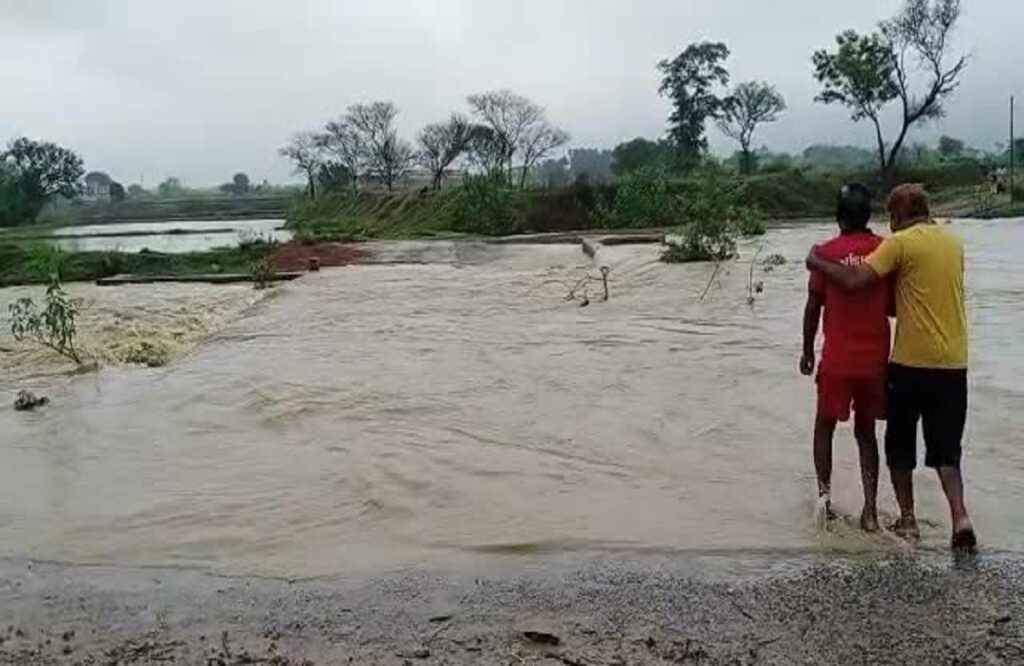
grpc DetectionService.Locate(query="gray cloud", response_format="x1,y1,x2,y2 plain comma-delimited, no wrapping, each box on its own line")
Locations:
1,0,1019,185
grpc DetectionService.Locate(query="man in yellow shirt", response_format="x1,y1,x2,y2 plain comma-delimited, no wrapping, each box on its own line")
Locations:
806,184,975,553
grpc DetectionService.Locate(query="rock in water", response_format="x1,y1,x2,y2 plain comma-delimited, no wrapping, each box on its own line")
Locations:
14,390,49,412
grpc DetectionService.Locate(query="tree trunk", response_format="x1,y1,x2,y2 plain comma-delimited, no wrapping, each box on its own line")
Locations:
306,173,316,200
871,117,888,185
884,120,912,187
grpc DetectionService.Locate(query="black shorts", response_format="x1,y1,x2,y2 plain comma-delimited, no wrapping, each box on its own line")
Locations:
885,363,968,470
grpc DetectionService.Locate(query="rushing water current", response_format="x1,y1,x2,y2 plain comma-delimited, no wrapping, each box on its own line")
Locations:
1,220,1022,576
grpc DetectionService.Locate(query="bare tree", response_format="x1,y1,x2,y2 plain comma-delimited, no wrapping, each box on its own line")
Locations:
813,0,968,181
346,102,414,192
465,125,508,180
278,132,321,196
318,119,364,194
467,90,544,183
417,114,472,190
376,131,416,192
517,123,570,187
878,0,968,175
716,81,787,174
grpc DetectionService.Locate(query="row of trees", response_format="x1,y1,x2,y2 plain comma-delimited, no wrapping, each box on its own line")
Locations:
86,171,259,199
0,137,280,226
280,91,570,198
638,0,967,183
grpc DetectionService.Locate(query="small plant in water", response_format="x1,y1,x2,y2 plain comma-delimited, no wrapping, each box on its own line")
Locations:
661,217,738,264
762,253,787,272
9,277,83,364
249,256,275,290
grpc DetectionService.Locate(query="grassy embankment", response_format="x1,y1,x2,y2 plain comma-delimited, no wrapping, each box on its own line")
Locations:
0,166,1014,287
0,242,270,287
286,171,842,243
285,165,1002,242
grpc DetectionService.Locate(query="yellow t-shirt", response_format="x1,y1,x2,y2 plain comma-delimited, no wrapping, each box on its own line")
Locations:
865,223,967,369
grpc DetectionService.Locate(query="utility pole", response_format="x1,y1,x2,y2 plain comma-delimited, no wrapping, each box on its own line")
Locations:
1011,96,1016,202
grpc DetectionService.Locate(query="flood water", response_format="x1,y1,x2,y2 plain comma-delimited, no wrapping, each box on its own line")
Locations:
1,219,1022,577
47,218,290,253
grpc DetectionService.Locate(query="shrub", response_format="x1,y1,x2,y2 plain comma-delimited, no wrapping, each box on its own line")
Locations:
661,217,738,263
249,256,275,290
432,175,525,235
596,167,683,228
733,207,767,236
660,177,764,263
9,277,82,364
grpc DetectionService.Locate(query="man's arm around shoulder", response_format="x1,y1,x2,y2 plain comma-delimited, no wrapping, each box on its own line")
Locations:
805,237,899,291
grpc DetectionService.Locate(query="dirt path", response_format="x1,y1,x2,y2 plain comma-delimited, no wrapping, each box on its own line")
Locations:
2,554,1023,665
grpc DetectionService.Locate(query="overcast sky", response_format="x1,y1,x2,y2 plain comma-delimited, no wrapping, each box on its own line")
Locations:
1,0,1019,186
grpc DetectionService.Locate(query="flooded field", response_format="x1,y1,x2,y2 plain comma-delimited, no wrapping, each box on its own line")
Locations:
32,218,289,253
1,220,1022,577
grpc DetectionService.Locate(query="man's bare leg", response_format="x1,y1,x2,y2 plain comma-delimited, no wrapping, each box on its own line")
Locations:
890,467,920,539
814,415,837,518
853,415,880,532
937,465,976,551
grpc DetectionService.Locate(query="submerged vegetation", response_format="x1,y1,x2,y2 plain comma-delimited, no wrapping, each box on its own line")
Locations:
0,242,272,288
9,277,82,364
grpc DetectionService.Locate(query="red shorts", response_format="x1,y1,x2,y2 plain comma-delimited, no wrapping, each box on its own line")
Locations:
816,373,886,422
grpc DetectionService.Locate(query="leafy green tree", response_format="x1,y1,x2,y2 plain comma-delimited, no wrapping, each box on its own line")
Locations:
568,149,614,183
316,161,353,194
127,184,147,198
658,42,731,169
611,138,671,176
84,171,112,197
717,81,787,175
801,144,876,170
937,135,965,160
0,138,84,225
813,0,968,182
533,157,570,187
232,172,251,195
109,182,126,202
157,177,183,197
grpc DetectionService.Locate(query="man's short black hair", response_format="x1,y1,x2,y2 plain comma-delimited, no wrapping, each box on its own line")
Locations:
836,183,872,229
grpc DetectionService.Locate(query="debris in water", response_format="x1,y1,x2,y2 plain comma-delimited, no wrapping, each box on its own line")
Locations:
762,253,787,272
14,390,49,412
117,339,173,368
523,630,561,646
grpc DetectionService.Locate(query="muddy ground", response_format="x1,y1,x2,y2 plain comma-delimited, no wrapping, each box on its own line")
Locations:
2,554,1023,665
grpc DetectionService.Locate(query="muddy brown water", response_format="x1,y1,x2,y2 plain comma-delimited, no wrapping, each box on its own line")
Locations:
1,220,1022,577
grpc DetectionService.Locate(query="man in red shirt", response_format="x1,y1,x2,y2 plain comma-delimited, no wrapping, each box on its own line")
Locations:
800,184,891,532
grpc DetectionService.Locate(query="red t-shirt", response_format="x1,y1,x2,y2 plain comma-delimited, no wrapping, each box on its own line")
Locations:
809,232,891,377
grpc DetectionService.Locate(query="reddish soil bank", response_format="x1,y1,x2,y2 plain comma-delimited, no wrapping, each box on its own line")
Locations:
270,242,369,272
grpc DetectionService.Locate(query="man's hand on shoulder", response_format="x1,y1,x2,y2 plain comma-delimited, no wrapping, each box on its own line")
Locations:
806,244,879,290
806,244,827,272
